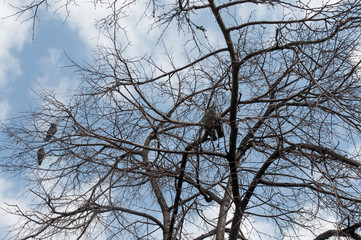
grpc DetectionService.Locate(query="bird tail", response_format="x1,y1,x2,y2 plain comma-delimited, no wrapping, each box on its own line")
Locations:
216,122,224,138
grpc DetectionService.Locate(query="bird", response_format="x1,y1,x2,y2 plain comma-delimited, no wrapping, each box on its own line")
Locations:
201,106,224,141
37,148,45,165
216,121,224,138
44,123,57,142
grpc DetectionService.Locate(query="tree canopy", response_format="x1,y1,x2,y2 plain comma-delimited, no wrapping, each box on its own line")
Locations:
2,0,361,239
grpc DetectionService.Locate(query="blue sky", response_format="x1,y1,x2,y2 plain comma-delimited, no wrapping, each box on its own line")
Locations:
0,1,180,238
0,0,346,239
0,2,94,238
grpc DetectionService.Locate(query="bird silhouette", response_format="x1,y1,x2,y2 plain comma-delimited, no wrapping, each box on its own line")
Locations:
201,106,224,141
37,148,45,165
45,123,57,142
216,121,224,138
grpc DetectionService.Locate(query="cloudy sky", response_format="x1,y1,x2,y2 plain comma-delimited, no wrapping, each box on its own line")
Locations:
0,0,343,239
0,1,183,238
0,1,102,238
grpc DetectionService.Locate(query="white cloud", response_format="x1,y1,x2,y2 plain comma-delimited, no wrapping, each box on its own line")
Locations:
0,54,21,88
51,1,112,49
0,100,10,122
51,1,169,60
0,1,32,122
0,2,31,87
300,0,343,9
0,175,28,239
0,2,31,50
33,48,76,102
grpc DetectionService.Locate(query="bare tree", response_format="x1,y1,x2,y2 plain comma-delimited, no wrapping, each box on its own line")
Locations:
2,0,361,239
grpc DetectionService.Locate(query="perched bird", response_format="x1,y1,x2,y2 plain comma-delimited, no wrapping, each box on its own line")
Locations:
37,148,45,165
216,121,224,138
201,106,224,141
44,123,57,142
